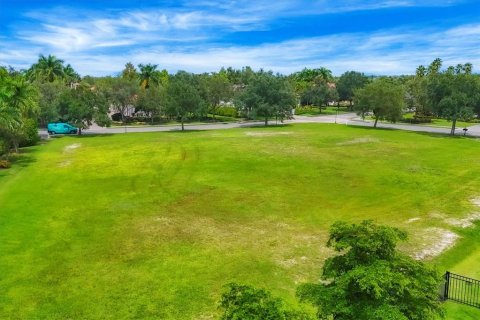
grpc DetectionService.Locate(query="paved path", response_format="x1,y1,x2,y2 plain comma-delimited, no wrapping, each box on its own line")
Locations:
39,113,480,138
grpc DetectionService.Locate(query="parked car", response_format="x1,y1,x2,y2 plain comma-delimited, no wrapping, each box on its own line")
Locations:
47,123,78,135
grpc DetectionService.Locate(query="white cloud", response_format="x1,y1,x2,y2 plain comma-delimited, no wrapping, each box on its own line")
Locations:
1,1,477,75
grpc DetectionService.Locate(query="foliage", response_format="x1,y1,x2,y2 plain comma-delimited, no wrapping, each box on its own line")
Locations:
18,118,40,147
424,60,480,135
200,72,233,118
138,63,160,89
354,77,405,127
36,81,66,126
235,71,295,125
219,283,311,320
121,62,137,81
136,86,167,122
0,159,10,168
297,220,444,320
101,77,138,123
57,83,111,131
337,71,369,107
214,106,238,118
165,71,206,130
300,82,338,110
0,67,39,154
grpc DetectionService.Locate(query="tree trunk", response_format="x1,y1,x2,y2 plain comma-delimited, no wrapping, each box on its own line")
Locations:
13,141,19,154
264,117,268,126
374,116,379,128
450,117,457,135
181,117,185,131
77,128,82,135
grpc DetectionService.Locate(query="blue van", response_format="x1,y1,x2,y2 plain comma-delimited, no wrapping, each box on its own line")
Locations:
47,123,78,134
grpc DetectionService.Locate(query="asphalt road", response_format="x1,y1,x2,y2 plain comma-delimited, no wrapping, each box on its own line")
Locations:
39,113,480,138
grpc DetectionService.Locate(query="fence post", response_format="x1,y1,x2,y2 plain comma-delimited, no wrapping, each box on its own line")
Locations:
444,271,451,301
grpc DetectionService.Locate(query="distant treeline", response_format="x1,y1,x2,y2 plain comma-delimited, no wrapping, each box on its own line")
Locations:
1,55,479,163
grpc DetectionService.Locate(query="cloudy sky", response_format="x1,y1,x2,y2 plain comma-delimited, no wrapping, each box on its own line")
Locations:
1,0,479,76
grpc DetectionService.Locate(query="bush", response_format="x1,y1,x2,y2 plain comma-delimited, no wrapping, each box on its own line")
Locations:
295,105,319,115
19,119,40,147
111,113,123,122
0,159,11,169
219,283,312,320
214,106,238,118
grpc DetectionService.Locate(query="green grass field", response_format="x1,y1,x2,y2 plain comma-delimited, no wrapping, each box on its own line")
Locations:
1,124,480,319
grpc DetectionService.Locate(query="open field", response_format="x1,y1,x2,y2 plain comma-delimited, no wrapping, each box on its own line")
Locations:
1,124,480,319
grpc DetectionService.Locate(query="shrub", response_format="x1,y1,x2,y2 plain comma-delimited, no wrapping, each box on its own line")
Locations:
0,159,11,169
213,106,238,118
19,119,40,147
219,283,312,320
111,113,123,122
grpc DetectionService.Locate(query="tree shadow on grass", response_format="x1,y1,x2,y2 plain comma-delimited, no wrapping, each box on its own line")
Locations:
238,123,293,129
345,123,475,140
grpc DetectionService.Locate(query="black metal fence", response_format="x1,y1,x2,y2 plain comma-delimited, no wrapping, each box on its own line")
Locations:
443,271,480,308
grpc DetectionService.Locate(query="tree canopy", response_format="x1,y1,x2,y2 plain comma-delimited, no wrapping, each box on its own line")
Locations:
235,71,295,125
354,77,405,127
297,220,444,320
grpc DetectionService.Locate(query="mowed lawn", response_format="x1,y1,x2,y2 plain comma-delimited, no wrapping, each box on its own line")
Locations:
1,124,480,319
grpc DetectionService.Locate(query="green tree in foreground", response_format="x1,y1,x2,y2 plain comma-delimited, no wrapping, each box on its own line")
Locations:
297,220,444,320
219,283,312,320
354,77,404,127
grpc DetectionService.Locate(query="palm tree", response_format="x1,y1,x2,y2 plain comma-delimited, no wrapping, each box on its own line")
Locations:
138,63,159,89
63,64,80,86
27,54,65,82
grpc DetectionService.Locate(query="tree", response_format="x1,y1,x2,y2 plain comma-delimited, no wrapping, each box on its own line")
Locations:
337,71,369,108
0,67,39,154
136,86,166,123
219,283,312,320
165,71,205,131
300,82,338,112
27,54,65,83
57,83,111,134
36,81,66,126
235,71,295,126
63,64,80,85
297,220,444,320
354,78,405,127
202,72,233,119
102,77,138,123
138,63,160,89
122,62,137,81
423,60,480,135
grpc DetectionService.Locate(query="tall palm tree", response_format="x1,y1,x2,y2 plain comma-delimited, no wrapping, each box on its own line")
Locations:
138,63,159,89
27,54,65,83
63,64,80,85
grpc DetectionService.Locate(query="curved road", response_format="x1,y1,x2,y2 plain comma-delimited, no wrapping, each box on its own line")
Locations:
39,113,480,138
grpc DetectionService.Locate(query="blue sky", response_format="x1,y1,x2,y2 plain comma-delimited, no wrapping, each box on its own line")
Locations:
1,0,479,76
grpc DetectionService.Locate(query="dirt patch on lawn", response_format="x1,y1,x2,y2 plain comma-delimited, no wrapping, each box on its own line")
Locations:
63,143,81,153
245,131,293,137
336,136,379,145
128,215,330,284
412,227,459,260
